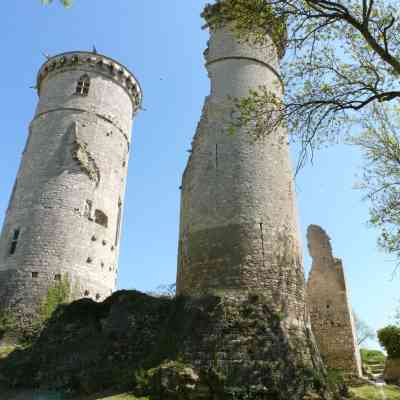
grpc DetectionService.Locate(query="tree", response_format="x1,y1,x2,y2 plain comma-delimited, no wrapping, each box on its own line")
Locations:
203,0,400,169
352,105,400,268
203,0,400,261
354,312,376,346
378,325,400,358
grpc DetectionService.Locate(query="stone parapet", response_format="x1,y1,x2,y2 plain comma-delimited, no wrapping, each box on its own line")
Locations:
37,51,142,113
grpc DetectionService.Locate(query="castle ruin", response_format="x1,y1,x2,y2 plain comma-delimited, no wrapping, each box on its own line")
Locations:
307,224,362,376
174,5,328,393
0,51,141,321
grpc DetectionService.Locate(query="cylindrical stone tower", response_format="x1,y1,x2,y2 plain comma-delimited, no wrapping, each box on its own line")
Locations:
0,51,141,320
177,23,306,319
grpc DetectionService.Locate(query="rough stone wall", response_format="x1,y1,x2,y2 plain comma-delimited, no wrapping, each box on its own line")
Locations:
306,225,362,376
0,52,141,321
176,26,305,322
0,291,331,399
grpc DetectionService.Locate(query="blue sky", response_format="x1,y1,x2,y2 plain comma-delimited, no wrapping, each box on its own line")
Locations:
0,0,397,348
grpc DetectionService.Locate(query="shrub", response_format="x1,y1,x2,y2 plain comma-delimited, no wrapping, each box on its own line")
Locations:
377,325,400,359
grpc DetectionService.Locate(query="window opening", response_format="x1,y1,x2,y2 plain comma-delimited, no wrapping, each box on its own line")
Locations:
54,274,61,281
95,210,108,228
9,228,20,255
115,199,122,246
32,272,39,278
76,74,91,96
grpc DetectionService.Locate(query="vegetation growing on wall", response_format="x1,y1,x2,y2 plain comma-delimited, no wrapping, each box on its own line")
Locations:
27,274,75,342
202,0,287,58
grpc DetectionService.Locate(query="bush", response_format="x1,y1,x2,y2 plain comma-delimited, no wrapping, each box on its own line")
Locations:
377,326,400,359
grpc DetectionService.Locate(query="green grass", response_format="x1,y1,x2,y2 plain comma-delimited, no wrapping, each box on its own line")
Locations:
350,384,400,399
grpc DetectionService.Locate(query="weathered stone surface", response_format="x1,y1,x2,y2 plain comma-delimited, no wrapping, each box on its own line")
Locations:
306,225,362,376
0,51,141,323
384,358,400,384
0,290,332,399
175,17,328,399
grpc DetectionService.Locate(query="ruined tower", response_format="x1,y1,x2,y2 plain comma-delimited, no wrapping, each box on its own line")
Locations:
174,9,332,397
307,225,362,376
0,51,141,320
177,12,305,318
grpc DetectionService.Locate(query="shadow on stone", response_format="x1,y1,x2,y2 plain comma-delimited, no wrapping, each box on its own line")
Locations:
0,290,333,399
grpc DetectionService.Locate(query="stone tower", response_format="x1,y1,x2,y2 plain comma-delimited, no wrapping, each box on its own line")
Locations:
177,16,304,318
307,225,362,376
0,51,141,321
174,10,331,398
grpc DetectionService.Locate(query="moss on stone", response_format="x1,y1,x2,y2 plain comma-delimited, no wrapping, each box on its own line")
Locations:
0,290,332,399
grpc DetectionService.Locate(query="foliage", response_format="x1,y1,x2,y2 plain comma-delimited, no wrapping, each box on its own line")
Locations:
28,274,75,341
354,312,376,345
352,105,400,268
377,325,400,359
41,0,73,7
0,311,17,340
360,348,386,365
206,0,400,264
202,0,287,57
205,0,400,169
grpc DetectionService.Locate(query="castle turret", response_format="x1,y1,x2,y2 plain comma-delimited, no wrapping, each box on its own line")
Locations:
0,51,141,321
177,18,305,320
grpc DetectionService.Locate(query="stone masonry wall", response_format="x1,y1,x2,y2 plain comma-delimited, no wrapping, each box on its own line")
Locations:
0,291,332,399
306,225,362,376
175,18,330,397
176,26,305,322
0,52,141,322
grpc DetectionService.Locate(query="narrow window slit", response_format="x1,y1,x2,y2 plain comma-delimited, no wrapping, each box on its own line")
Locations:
9,228,20,255
115,199,122,246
